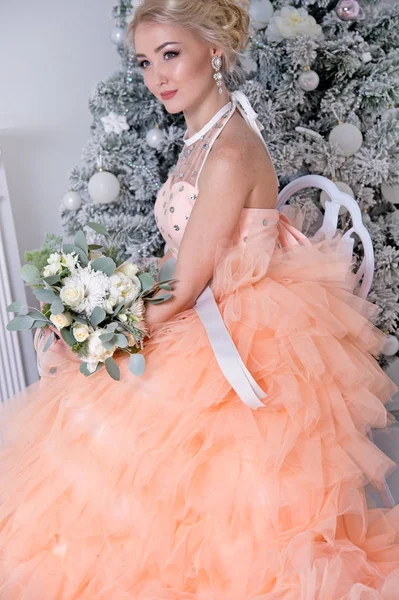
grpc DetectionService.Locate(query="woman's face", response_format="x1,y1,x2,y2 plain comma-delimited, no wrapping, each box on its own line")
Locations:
134,21,217,113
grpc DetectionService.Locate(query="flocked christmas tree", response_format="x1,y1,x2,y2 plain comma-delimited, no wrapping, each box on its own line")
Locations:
60,0,399,363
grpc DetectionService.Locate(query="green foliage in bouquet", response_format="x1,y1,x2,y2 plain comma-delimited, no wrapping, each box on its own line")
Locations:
6,223,175,381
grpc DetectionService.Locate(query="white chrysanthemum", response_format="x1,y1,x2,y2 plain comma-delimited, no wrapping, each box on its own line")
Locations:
62,266,110,316
61,252,79,273
266,6,323,43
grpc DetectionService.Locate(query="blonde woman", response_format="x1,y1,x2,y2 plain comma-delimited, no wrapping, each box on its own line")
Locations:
0,1,399,597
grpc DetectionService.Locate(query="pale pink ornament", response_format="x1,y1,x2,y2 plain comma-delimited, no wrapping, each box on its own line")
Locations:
335,0,360,21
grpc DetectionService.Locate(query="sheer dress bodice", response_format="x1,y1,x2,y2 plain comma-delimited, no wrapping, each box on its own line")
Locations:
154,92,281,259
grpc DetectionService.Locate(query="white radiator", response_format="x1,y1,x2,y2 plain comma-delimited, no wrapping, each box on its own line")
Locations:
0,147,26,401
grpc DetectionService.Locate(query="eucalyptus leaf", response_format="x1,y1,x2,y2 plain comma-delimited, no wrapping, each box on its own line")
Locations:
87,222,109,237
158,283,172,291
6,315,34,331
106,322,120,332
147,293,172,304
73,315,88,325
60,327,76,347
43,332,55,352
20,264,41,283
91,256,116,277
7,301,22,313
80,362,102,377
33,288,58,303
105,357,121,381
43,275,61,285
101,340,117,351
138,273,153,293
51,297,65,316
159,258,176,284
80,362,92,377
88,244,104,250
90,306,106,327
74,230,88,256
129,353,146,377
99,333,115,343
26,310,49,322
31,321,49,329
115,333,128,348
112,302,125,317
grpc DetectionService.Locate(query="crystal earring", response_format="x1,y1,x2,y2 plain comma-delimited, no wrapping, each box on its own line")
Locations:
211,55,223,95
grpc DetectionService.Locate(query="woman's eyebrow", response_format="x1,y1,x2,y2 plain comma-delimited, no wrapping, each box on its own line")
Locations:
136,42,182,59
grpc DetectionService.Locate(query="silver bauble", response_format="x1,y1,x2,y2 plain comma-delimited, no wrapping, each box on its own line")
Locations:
88,170,120,204
381,183,399,205
63,190,82,211
329,123,363,157
146,127,165,150
320,181,353,216
382,335,399,357
298,70,320,92
110,26,126,47
250,0,274,30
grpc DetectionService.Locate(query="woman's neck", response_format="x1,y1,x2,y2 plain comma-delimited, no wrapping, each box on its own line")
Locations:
183,89,231,140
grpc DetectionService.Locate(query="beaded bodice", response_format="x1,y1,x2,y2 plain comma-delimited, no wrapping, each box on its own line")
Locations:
154,91,280,258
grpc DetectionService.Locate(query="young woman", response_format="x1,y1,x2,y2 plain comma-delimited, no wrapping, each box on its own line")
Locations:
1,1,399,597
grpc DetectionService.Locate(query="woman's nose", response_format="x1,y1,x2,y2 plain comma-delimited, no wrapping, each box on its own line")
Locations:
154,65,168,88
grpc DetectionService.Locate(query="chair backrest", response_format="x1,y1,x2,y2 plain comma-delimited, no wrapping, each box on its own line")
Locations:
276,175,374,300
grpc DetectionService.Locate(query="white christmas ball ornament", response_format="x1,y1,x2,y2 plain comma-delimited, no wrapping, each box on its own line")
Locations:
63,191,82,211
146,127,165,150
250,0,274,30
88,170,120,204
110,26,125,46
298,70,320,91
329,123,363,157
382,335,399,357
381,183,399,205
320,181,353,216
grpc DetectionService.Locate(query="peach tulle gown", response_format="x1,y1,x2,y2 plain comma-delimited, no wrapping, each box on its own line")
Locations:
1,91,399,600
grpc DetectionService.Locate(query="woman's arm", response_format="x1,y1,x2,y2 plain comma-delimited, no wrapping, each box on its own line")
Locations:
145,143,252,331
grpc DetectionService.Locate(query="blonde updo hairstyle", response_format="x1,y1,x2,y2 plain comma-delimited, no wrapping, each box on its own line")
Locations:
126,0,251,79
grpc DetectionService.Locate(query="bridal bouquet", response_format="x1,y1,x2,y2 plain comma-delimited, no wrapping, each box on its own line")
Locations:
6,222,174,381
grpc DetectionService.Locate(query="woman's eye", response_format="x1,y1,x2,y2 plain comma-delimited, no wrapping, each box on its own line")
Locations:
164,51,179,61
138,51,179,69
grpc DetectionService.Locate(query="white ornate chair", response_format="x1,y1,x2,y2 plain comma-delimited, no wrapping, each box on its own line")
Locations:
276,174,374,300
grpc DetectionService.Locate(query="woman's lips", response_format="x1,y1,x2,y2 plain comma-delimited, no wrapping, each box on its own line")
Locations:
161,90,178,100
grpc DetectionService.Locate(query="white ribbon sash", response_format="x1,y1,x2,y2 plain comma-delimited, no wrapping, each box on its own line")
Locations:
194,286,267,410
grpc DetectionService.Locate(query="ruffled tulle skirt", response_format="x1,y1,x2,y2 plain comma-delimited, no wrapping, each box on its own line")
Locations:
1,227,399,599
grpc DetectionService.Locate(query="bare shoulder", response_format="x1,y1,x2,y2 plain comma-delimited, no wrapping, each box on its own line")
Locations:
201,112,278,209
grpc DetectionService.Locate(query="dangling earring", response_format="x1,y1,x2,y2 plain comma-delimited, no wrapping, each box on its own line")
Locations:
211,55,223,95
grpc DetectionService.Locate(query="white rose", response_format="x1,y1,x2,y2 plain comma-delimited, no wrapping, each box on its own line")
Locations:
86,329,116,368
109,272,141,307
60,280,85,308
73,323,90,342
50,311,73,329
266,6,323,43
116,261,140,279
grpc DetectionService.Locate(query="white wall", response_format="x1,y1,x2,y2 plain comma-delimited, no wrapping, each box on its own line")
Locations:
0,0,120,385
